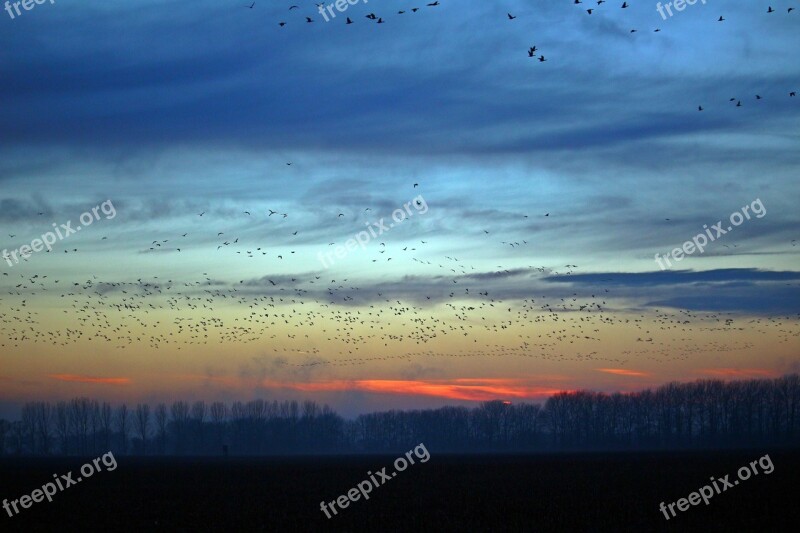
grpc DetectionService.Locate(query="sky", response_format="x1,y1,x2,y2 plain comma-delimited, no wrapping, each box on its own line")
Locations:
0,0,798,418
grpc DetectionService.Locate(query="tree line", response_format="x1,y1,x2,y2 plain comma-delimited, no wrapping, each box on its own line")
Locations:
1,374,798,456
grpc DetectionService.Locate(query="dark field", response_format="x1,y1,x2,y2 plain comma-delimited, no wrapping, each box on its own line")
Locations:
1,450,798,532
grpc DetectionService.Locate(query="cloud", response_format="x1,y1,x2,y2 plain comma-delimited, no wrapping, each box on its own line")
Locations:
398,364,446,380
545,269,800,287
696,368,779,379
546,269,800,314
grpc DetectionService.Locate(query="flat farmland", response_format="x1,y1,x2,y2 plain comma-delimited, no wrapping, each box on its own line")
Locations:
1,450,798,532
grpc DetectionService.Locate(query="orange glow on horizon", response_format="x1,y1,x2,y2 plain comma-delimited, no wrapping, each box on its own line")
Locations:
596,368,652,377
49,374,131,385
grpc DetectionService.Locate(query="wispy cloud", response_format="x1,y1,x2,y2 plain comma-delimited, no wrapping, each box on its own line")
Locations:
696,368,779,379
49,374,131,385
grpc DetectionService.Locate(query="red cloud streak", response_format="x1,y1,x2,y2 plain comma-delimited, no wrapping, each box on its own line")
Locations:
49,374,131,385
260,378,567,402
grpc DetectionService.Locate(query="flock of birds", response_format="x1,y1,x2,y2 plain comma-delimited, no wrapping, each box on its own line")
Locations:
141,193,552,259
251,1,799,110
2,176,798,370
255,1,797,30
2,258,796,366
698,92,797,112
265,1,444,27
0,2,797,386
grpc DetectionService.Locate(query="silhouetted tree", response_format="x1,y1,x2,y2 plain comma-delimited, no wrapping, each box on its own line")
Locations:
135,403,151,454
55,401,69,454
20,403,36,454
0,419,8,455
191,401,207,454
10,421,24,454
155,403,168,454
210,401,227,452
100,402,113,451
8,374,800,456
70,398,91,454
115,404,130,454
89,401,101,454
170,401,190,454
34,402,53,455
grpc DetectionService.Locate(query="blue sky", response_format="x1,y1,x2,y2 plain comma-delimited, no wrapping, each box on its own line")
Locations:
0,0,798,416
